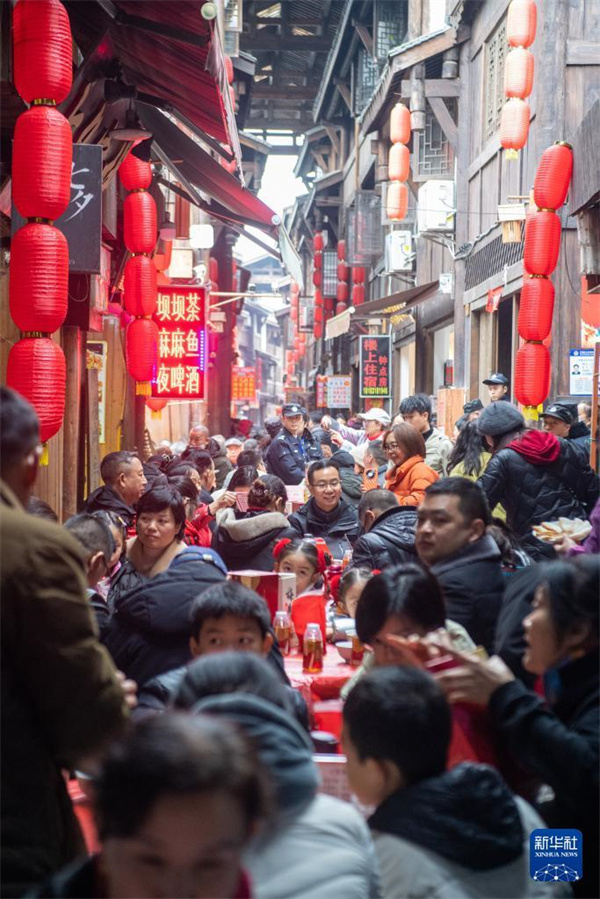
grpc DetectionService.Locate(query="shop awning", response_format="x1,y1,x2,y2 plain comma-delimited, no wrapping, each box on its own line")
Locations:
325,307,354,340
64,0,240,161
324,280,440,339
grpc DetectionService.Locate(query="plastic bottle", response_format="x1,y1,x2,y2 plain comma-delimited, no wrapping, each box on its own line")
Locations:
350,633,364,667
341,537,353,570
302,622,324,673
274,610,291,656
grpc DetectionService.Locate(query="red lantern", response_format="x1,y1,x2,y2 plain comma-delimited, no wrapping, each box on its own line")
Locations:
7,337,66,443
507,0,537,48
314,250,323,270
146,397,168,420
500,99,530,153
119,151,152,191
314,304,323,322
9,223,67,333
352,266,366,284
335,302,348,316
390,103,411,145
313,321,323,340
388,143,410,181
523,210,561,276
387,181,408,221
337,261,349,282
504,48,534,99
514,342,550,407
336,281,349,303
314,232,324,252
518,276,555,341
314,289,323,307
533,142,573,211
337,241,346,261
352,284,366,306
290,307,298,323
229,85,236,111
126,318,158,393
225,54,234,85
12,0,73,104
154,240,173,274
313,269,322,288
124,191,157,255
324,297,335,317
12,105,72,220
209,257,219,283
123,255,158,317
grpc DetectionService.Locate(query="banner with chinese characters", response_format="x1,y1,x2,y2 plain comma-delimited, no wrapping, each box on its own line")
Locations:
152,286,206,400
316,375,327,408
231,366,257,403
359,335,391,398
326,375,352,408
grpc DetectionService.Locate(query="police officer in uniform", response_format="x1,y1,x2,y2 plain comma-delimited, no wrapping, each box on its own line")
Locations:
482,372,511,403
265,403,323,484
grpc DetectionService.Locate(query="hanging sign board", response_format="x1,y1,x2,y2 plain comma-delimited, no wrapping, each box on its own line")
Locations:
359,335,392,398
316,375,327,408
569,349,595,396
326,375,352,408
232,366,257,403
12,144,103,273
152,286,206,400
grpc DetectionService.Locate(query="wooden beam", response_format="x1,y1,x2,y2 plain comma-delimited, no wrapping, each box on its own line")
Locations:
311,149,330,172
353,22,374,57
246,118,314,132
334,78,352,112
241,35,331,51
253,86,317,99
324,125,341,157
428,97,458,151
566,40,600,65
398,78,461,99
315,196,342,206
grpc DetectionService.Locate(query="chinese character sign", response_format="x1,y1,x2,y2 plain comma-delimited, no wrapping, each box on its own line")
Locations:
326,376,352,408
316,375,327,408
152,287,206,400
231,367,257,403
359,335,392,398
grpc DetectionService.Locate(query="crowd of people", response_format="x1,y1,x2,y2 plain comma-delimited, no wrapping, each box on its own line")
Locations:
1,380,599,899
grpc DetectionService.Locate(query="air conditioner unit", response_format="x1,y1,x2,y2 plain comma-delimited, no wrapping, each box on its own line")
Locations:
385,231,414,272
417,180,455,233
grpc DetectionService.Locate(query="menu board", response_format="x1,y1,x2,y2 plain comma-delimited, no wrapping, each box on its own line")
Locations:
359,335,391,398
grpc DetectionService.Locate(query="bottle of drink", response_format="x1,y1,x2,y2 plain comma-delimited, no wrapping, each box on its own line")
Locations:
341,537,353,570
274,610,291,656
302,622,324,673
350,633,364,667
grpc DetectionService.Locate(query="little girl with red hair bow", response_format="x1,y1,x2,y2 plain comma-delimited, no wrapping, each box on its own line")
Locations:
273,537,331,649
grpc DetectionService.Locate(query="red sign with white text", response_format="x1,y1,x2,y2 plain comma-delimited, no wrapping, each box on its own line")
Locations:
152,286,206,400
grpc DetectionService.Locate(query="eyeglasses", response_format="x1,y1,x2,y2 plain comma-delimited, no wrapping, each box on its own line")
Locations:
384,442,399,452
313,480,341,490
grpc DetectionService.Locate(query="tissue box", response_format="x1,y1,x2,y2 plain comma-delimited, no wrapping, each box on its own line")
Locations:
228,570,297,619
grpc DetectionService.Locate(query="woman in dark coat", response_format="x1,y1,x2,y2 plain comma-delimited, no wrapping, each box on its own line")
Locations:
212,476,295,571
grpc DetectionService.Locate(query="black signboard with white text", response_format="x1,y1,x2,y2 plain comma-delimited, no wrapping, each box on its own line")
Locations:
359,335,392,398
12,144,103,273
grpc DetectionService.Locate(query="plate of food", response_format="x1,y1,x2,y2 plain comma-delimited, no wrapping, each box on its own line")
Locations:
532,517,592,545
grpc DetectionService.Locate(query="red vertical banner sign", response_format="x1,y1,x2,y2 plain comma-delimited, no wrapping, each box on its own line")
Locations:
316,375,327,408
359,335,392,398
152,286,206,399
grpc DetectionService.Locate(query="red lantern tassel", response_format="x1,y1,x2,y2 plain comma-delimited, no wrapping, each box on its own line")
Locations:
136,381,152,396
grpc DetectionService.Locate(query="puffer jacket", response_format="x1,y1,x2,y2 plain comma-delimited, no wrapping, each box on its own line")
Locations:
288,497,360,558
212,508,296,571
370,764,569,899
478,430,599,560
385,454,439,505
82,484,136,527
331,450,363,507
351,506,417,570
425,427,453,476
568,420,591,463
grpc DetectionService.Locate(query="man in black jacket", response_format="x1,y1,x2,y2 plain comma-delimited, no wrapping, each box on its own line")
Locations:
288,459,360,558
83,451,147,527
540,401,591,463
416,478,505,653
352,489,417,570
265,403,322,484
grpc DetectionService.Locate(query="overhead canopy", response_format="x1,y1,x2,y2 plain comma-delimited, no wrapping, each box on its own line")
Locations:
325,281,439,339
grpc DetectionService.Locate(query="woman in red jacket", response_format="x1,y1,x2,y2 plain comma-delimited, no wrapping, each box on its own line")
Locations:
383,423,438,506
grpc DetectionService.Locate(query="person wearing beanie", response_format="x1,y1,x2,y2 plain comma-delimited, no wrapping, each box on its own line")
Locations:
476,407,599,560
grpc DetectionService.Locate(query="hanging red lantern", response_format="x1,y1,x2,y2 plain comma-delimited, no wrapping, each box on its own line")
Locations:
12,0,73,105
314,250,323,270
390,102,411,145
209,257,219,283
504,48,534,99
500,99,530,154
126,318,158,394
290,306,298,323
352,266,366,284
336,281,349,303
352,284,366,307
9,223,68,333
518,276,555,341
7,337,66,443
324,297,335,317
12,105,72,220
313,269,322,288
123,254,158,317
225,54,234,85
337,241,346,261
388,143,410,181
119,151,152,192
314,233,324,251
387,181,408,221
314,289,323,307
507,0,537,48
124,191,157,255
337,261,349,282
533,142,573,211
313,321,323,340
514,342,550,407
154,240,173,274
335,302,348,316
523,210,561,276
146,397,168,420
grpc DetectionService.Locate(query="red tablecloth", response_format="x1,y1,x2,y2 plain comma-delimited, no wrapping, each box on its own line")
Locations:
283,650,355,705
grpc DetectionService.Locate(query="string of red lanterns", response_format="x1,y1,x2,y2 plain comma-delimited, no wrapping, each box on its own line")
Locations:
7,0,73,459
335,239,349,317
387,102,410,221
500,0,537,159
352,266,366,307
515,141,573,416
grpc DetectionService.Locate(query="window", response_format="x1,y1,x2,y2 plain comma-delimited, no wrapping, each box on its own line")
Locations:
415,101,456,177
374,0,408,60
484,18,507,142
353,47,379,115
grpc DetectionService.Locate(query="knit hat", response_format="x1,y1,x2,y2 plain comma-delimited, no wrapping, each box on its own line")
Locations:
476,402,524,437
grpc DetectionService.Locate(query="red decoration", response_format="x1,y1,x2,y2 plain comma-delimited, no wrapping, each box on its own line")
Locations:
523,210,561,276
352,266,366,284
518,276,555,341
500,98,530,153
390,102,411,145
154,240,172,274
124,254,158,317
313,269,322,288
124,191,157,255
514,342,550,407
209,257,219,283
337,261,349,282
126,318,158,393
581,275,600,329
352,284,365,306
504,48,534,99
12,105,72,220
337,241,346,261
387,181,408,221
314,250,323,270
314,289,323,306
7,337,66,443
9,223,68,333
314,232,324,251
507,0,537,48
324,297,335,317
119,151,152,191
12,0,73,104
388,143,410,181
533,142,573,211
225,55,234,85
336,281,349,303
146,397,168,420
335,302,348,316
